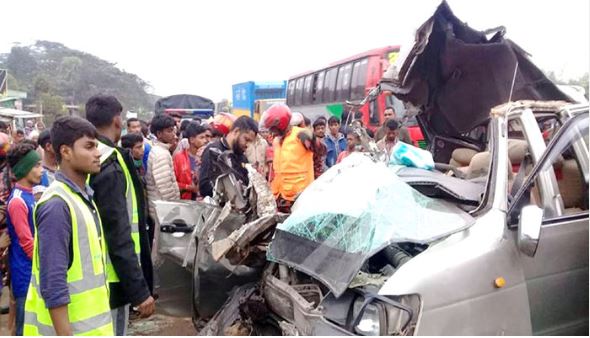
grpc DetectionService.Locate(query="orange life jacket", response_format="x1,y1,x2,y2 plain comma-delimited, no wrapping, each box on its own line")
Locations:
271,127,314,201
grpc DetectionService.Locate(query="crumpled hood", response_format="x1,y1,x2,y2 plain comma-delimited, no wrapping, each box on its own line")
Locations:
268,153,474,297
380,0,572,137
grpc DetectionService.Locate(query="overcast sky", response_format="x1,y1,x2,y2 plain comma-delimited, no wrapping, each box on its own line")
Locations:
2,0,588,103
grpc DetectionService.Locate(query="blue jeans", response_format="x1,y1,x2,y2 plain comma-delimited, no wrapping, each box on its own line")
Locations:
15,296,26,336
111,304,129,336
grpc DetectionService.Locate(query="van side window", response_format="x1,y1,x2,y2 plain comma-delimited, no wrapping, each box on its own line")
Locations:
526,115,587,217
536,116,563,144
541,132,589,216
509,113,589,223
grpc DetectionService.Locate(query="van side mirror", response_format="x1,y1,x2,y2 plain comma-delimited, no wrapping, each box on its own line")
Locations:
517,205,543,257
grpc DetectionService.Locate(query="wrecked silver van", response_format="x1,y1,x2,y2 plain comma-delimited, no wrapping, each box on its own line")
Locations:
155,101,588,336
259,102,588,336
153,1,588,335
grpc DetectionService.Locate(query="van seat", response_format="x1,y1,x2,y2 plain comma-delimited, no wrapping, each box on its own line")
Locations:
450,148,478,168
559,159,587,210
508,139,527,169
466,152,491,179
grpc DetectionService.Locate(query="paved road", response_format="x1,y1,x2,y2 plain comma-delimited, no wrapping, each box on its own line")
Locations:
1,282,197,336
129,313,195,336
130,260,196,335
0,260,197,336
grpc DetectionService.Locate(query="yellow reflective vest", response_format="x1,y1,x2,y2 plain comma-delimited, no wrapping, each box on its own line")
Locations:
95,141,141,283
24,181,113,336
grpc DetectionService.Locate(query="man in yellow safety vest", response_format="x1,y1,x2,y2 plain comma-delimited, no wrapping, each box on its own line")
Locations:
24,116,113,335
85,95,155,336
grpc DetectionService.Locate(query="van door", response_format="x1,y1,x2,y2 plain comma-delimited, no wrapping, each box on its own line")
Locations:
154,200,216,270
508,112,589,335
152,200,218,317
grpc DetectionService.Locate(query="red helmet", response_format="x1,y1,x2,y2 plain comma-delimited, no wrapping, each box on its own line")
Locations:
210,112,236,135
261,104,292,133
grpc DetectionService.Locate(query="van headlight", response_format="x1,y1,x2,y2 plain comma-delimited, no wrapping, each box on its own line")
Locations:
352,298,386,335
351,293,420,336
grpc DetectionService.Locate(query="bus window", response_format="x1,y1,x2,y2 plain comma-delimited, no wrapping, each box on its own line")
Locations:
336,63,353,101
294,77,305,106
350,59,369,100
385,95,407,121
303,75,314,105
287,80,296,105
314,71,325,104
323,67,338,103
369,98,379,126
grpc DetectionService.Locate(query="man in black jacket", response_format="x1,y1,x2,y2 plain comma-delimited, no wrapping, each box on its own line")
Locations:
199,116,258,198
86,95,155,335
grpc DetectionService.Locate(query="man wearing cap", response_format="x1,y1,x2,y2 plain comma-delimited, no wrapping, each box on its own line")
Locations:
5,142,43,335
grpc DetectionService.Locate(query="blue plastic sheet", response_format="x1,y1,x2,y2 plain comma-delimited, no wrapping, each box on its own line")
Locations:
389,141,435,170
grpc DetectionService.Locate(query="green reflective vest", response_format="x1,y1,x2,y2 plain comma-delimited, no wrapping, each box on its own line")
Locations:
24,181,113,336
95,141,140,283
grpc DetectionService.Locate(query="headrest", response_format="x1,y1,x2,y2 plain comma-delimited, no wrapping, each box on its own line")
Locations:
507,139,528,164
467,152,491,179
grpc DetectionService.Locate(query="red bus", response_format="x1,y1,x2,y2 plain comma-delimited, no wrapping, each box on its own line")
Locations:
286,46,405,130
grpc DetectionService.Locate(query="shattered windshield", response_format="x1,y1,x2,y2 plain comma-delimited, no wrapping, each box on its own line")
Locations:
268,153,474,296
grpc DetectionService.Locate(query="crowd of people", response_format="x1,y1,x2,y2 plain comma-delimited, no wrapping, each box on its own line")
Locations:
0,94,407,336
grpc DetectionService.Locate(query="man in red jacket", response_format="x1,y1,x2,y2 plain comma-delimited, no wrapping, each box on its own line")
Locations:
173,122,208,200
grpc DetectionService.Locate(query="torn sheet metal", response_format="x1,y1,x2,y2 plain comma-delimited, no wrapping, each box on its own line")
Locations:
198,284,259,336
209,165,281,262
246,163,277,218
380,1,572,138
211,214,276,261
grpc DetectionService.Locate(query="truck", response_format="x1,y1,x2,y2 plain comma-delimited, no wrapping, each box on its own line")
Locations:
232,81,287,121
154,94,215,120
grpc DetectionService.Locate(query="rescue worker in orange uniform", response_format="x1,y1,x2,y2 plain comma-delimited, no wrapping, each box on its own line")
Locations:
260,104,314,212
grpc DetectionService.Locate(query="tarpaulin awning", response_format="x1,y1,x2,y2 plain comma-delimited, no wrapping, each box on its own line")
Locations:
0,108,43,119
154,94,215,118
